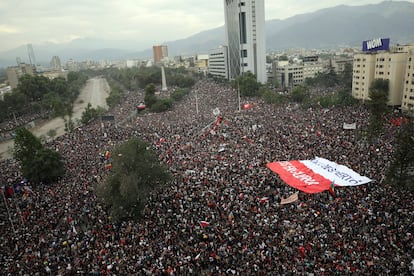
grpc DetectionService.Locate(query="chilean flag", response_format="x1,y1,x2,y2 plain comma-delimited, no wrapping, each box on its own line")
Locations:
267,157,372,194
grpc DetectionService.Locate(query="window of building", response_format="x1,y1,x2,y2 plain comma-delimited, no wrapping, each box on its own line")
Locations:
239,12,247,44
241,49,247,58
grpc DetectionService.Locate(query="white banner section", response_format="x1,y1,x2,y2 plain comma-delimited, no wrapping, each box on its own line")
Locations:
300,157,373,186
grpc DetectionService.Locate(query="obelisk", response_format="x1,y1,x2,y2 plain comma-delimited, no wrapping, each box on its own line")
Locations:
161,66,168,92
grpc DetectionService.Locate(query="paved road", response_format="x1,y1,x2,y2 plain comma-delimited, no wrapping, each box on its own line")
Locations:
0,77,110,160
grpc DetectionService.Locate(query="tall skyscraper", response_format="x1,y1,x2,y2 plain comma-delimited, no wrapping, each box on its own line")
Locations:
224,0,266,84
153,45,169,63
50,56,62,71
27,44,37,68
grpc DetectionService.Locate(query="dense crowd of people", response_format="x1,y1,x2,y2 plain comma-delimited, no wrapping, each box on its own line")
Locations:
0,79,413,275
0,111,48,141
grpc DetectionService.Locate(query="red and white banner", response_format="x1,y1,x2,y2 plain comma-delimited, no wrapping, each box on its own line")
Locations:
267,157,373,194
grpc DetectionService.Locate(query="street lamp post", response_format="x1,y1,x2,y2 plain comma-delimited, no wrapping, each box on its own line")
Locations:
195,89,199,115
237,79,241,112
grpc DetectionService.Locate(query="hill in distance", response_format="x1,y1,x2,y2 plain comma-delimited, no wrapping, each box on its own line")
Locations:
1,1,414,67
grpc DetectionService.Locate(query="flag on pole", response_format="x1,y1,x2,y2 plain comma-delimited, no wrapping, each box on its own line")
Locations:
328,180,335,197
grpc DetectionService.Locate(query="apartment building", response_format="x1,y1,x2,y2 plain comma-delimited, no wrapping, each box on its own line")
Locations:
273,58,325,89
352,38,414,110
6,63,36,89
402,49,414,110
208,46,229,79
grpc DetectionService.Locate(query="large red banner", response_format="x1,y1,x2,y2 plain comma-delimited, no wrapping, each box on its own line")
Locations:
267,161,332,193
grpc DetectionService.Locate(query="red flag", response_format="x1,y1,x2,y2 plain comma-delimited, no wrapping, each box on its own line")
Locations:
259,197,269,203
200,221,210,228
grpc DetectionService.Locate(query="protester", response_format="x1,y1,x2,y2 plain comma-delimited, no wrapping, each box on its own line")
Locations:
0,79,412,275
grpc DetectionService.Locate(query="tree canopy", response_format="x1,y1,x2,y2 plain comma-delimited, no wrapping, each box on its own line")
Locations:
367,79,390,141
13,128,65,185
290,86,309,103
233,71,262,97
97,138,171,222
387,118,414,190
0,72,87,125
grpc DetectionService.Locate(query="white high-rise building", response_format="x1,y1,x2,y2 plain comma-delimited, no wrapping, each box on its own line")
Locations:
208,46,229,79
224,0,267,84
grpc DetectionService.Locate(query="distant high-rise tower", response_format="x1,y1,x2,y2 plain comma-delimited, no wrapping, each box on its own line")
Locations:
224,0,267,84
153,45,168,63
27,44,37,68
50,56,62,71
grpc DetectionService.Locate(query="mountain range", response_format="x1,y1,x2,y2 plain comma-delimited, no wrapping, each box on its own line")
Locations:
1,1,414,68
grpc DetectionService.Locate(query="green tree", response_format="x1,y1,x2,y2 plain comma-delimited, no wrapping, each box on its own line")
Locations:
234,71,262,97
336,89,358,107
97,138,171,222
262,89,288,105
290,86,309,103
340,62,353,90
106,85,122,108
13,128,65,185
367,79,389,141
81,103,106,124
386,119,414,190
13,128,42,164
17,75,50,102
144,83,157,108
171,88,190,101
24,148,65,184
317,94,335,108
151,98,173,113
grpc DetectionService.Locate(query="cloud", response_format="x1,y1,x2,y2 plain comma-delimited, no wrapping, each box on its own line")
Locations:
0,0,409,52
0,25,20,34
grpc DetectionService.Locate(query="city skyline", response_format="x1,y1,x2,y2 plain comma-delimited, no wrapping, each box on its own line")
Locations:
0,0,408,52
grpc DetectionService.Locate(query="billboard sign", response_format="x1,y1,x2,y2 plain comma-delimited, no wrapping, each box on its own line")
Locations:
362,38,390,52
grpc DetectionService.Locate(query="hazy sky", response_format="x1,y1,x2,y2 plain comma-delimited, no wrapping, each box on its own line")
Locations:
0,0,409,52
